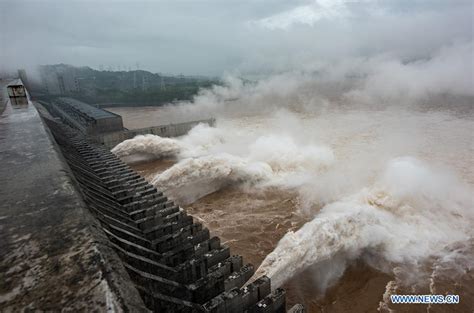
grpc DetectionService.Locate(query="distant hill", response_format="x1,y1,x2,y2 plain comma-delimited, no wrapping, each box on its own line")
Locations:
37,64,220,106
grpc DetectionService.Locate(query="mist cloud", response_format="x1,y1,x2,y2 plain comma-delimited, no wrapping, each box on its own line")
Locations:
1,0,472,76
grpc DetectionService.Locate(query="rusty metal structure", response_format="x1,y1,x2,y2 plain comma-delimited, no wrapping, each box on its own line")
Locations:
7,79,28,105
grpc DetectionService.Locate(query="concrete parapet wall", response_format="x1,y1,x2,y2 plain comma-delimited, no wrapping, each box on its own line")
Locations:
0,102,147,312
93,118,216,148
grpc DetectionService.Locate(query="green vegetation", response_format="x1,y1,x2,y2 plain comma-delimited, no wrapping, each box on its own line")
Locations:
74,82,216,107
38,64,220,107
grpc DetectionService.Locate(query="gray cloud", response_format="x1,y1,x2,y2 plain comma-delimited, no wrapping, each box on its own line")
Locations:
0,0,472,76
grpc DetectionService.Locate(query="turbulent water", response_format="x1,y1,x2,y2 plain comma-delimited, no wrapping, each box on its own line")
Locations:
112,71,473,311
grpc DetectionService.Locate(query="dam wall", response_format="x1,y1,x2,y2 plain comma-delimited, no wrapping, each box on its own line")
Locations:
1,90,303,311
40,98,124,135
92,118,216,149
39,97,215,149
0,100,147,311
43,116,296,312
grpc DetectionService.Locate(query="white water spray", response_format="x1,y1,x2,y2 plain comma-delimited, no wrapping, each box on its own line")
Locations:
111,42,474,293
254,157,474,289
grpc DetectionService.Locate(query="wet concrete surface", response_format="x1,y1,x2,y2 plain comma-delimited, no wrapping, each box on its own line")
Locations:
0,79,12,114
0,100,146,311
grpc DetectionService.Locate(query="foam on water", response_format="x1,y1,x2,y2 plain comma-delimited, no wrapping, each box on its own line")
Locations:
115,121,335,201
151,153,273,191
254,157,474,289
112,134,183,160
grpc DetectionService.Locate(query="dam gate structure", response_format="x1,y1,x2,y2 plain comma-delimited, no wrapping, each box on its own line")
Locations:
0,87,304,312
41,113,303,312
40,97,216,148
46,97,125,135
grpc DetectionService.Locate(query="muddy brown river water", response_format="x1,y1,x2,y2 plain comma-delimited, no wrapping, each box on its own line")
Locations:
115,105,474,312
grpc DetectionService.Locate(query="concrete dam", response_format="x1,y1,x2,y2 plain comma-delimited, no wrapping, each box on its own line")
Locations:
0,88,304,312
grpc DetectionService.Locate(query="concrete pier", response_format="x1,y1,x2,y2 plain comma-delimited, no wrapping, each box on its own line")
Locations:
93,117,216,149
39,97,215,149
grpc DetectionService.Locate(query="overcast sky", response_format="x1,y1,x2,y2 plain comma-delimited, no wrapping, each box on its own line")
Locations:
0,0,472,76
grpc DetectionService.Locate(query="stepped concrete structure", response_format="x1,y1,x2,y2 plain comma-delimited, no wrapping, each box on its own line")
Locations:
92,117,216,149
0,84,304,312
0,89,146,311
46,97,125,135
40,97,216,148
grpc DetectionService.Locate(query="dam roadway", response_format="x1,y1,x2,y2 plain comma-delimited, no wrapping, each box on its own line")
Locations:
0,90,303,311
0,95,146,310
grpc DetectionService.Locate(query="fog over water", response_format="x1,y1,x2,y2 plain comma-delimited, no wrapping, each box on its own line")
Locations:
112,47,474,309
2,1,473,76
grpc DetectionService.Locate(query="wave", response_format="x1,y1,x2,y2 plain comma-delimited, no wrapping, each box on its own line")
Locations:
114,124,335,198
112,134,182,160
152,153,273,190
254,157,474,289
